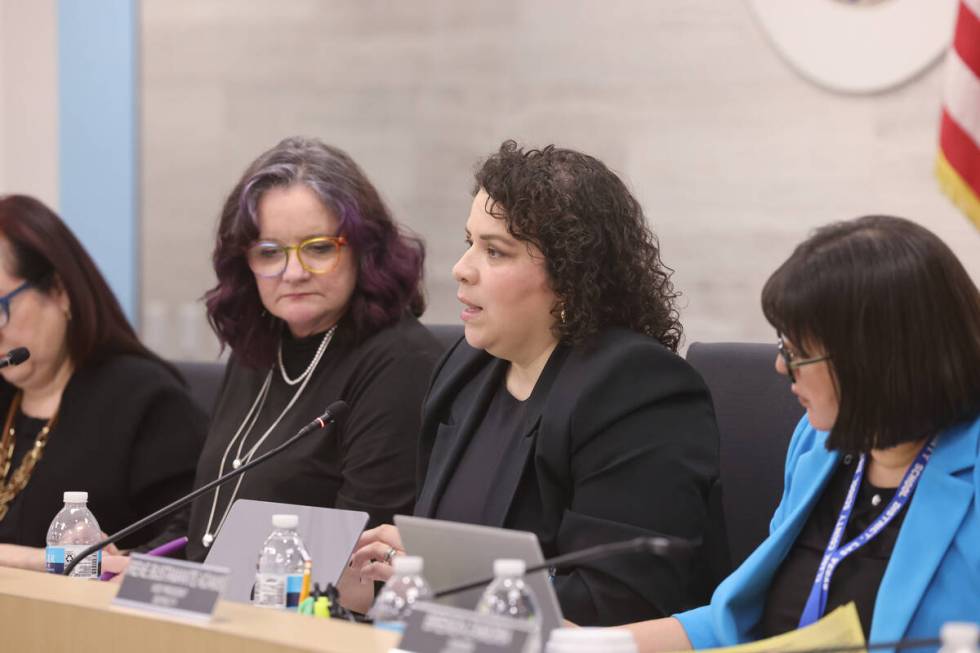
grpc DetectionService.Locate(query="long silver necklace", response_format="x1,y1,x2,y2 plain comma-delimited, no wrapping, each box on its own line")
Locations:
200,325,337,547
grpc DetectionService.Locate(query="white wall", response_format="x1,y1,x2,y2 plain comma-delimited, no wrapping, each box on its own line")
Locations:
140,0,980,359
0,0,58,208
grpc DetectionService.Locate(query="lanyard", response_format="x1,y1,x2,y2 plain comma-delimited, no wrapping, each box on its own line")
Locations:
797,436,937,628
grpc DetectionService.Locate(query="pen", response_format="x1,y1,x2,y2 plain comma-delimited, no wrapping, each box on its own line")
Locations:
99,536,189,581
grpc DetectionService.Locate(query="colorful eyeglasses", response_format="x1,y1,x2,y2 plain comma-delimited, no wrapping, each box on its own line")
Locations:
246,236,348,278
777,335,830,383
0,281,32,329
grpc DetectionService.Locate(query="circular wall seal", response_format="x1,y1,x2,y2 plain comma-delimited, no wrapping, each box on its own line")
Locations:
747,0,959,94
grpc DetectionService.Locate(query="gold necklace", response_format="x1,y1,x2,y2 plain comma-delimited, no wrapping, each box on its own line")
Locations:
0,392,59,521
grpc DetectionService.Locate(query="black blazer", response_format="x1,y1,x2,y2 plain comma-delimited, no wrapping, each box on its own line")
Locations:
0,355,206,549
415,328,720,626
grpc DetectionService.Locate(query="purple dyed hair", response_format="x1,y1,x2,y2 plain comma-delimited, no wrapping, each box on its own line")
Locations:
205,137,426,368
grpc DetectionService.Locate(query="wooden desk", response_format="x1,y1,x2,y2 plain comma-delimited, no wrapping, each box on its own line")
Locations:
0,566,399,653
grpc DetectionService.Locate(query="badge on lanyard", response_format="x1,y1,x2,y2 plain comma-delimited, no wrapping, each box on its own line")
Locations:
797,436,937,628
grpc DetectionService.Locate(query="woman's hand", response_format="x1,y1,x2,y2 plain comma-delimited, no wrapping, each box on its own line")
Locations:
101,554,130,582
0,544,45,571
348,523,405,584
100,533,121,557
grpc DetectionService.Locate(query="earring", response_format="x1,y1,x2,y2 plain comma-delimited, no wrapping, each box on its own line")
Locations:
559,305,567,325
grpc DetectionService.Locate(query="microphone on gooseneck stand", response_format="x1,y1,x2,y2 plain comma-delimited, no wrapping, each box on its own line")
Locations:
0,347,30,369
432,535,697,600
62,400,351,577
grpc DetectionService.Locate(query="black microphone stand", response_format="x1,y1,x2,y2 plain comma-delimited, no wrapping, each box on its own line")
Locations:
63,402,348,577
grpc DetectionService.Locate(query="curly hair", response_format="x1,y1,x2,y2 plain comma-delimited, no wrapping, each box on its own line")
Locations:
474,141,682,351
205,137,426,368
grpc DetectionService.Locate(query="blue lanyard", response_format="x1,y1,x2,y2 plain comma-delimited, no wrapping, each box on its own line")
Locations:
797,436,937,628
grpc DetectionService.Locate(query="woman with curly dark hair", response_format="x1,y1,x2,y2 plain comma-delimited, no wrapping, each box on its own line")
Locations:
352,141,720,626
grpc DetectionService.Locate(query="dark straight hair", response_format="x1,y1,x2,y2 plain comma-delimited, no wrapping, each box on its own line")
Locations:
0,195,178,378
761,215,980,454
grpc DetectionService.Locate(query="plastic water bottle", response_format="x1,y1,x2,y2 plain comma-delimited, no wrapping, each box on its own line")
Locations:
45,491,103,578
370,555,432,633
476,559,541,651
253,514,310,609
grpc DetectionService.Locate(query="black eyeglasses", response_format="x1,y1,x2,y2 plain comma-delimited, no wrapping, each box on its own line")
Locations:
777,335,830,383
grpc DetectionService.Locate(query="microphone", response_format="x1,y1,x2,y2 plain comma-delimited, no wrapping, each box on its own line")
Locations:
432,535,696,599
0,347,29,369
63,400,350,577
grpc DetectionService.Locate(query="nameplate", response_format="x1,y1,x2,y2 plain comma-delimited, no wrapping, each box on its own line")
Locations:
113,553,230,621
394,601,535,653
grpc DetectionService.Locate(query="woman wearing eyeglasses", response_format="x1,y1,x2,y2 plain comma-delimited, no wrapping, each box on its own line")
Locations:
0,195,206,569
146,137,442,562
625,216,980,650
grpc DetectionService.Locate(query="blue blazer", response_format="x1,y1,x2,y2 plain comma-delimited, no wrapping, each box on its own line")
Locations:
676,414,980,648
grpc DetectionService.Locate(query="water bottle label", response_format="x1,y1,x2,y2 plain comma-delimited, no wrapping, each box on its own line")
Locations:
285,573,303,608
45,546,65,574
46,545,101,578
374,620,407,634
254,573,286,608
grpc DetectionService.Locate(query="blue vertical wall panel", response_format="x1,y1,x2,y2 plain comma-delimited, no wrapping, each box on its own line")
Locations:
58,0,138,323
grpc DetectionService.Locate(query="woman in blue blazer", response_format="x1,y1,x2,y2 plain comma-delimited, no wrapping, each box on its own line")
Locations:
628,215,980,650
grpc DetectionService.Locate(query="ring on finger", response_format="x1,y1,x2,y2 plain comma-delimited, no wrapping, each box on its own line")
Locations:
383,546,397,564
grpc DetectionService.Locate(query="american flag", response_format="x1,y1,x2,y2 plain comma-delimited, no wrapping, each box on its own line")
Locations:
937,0,980,230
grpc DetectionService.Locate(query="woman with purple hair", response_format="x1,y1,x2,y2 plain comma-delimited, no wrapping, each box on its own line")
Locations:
150,137,442,563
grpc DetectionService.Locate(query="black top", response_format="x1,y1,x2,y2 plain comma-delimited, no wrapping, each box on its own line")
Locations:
416,328,720,626
0,355,207,548
154,314,443,563
434,382,527,524
759,455,906,639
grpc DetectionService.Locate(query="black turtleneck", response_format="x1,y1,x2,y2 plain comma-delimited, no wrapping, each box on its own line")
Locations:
148,314,443,562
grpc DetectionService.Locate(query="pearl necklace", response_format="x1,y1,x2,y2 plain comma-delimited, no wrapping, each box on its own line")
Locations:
200,326,336,548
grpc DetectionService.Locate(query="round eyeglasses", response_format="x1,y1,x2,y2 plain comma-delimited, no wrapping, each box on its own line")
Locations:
246,236,348,278
777,335,830,383
0,281,32,329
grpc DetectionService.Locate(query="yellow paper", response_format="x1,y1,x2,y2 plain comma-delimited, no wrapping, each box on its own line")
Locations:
694,603,866,653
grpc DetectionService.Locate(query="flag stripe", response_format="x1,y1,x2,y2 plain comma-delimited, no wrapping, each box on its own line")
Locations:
940,109,980,198
953,1,980,80
943,50,980,150
936,151,980,229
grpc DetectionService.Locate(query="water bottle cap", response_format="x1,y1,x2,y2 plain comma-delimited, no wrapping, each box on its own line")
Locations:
493,558,525,577
272,514,298,529
392,555,423,575
941,622,979,647
63,491,88,504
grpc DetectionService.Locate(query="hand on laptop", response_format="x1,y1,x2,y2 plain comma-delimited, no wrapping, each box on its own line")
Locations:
349,523,404,583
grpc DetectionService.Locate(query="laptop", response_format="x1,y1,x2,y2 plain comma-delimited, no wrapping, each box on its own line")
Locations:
395,515,564,638
204,498,368,603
